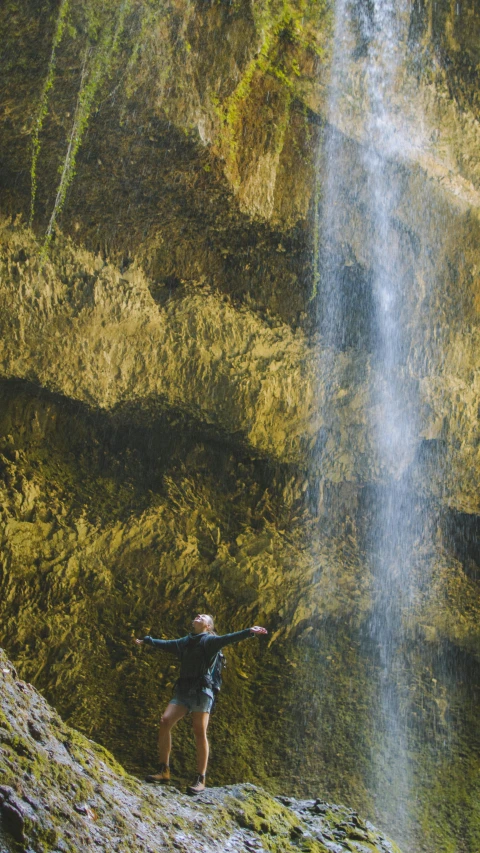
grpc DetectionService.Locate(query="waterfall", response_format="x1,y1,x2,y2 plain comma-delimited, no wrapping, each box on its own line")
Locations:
319,1,426,846
362,7,420,843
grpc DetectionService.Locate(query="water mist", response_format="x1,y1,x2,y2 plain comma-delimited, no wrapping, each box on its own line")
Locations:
318,1,426,846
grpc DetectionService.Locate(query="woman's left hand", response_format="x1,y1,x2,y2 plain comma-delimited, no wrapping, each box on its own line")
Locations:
250,626,268,635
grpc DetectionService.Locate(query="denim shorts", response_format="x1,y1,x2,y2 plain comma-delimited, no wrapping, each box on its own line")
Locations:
171,687,214,714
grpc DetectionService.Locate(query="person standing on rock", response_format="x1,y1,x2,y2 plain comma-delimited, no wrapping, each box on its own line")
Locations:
134,614,267,794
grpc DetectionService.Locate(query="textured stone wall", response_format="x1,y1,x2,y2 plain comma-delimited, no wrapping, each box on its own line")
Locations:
0,647,406,853
1,1,480,851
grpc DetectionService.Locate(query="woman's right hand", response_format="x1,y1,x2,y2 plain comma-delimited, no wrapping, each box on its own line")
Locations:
250,626,268,635
134,638,144,645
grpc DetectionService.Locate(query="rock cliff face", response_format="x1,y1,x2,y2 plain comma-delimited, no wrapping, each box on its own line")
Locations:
1,1,480,852
0,651,403,853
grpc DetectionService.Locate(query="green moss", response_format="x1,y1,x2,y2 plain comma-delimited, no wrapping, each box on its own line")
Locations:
89,739,129,777
29,0,175,253
1,731,36,761
0,708,13,731
29,0,71,227
224,788,331,852
122,2,166,99
42,0,133,252
418,748,480,853
230,786,301,833
216,0,331,181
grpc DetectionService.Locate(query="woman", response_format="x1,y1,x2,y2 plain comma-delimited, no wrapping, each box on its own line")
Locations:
135,613,267,794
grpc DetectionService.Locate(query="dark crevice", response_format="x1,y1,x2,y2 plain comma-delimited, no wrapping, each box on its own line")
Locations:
0,378,311,526
442,510,480,581
315,252,377,352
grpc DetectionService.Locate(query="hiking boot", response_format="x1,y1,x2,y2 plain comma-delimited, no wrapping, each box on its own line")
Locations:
186,774,205,795
145,763,170,783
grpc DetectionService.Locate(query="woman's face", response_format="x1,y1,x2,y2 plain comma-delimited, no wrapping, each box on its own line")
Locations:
192,614,212,634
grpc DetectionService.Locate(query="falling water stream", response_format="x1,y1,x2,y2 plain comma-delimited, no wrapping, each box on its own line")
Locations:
320,1,426,846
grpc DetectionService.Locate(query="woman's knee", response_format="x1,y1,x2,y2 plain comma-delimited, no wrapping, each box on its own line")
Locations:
193,728,208,742
192,718,209,738
159,712,175,730
159,703,186,730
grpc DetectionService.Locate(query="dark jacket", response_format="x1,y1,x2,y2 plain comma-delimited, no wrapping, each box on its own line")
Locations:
143,629,253,681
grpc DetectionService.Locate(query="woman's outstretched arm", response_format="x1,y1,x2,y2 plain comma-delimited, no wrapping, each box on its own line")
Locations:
134,636,187,657
203,626,267,655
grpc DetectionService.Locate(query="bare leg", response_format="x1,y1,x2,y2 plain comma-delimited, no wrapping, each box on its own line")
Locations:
158,702,187,766
191,711,210,776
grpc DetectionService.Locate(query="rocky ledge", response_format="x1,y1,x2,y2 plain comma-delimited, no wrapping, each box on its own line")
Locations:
0,650,401,853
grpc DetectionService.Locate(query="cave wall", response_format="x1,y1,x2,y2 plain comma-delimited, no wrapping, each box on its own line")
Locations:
1,375,480,852
1,1,480,851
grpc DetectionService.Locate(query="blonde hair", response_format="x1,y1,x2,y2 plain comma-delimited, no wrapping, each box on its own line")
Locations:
205,615,215,633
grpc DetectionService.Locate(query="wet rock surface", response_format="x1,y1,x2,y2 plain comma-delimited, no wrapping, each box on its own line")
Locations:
1,2,480,851
0,370,479,853
0,650,402,853
2,217,480,515
0,219,319,466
